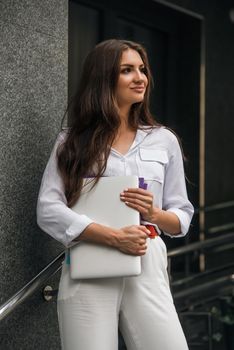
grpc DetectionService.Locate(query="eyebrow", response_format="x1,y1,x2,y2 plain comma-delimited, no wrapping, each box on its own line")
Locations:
120,64,145,67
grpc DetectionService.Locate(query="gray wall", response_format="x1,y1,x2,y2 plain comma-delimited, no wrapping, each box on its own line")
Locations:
0,1,67,349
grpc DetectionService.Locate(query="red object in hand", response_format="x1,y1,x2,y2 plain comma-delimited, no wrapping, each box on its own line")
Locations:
145,225,159,239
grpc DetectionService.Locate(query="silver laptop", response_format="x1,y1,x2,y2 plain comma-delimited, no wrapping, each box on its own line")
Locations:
70,176,141,279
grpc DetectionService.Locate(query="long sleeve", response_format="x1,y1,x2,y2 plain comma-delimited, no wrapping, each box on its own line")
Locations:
36,132,93,247
162,133,194,237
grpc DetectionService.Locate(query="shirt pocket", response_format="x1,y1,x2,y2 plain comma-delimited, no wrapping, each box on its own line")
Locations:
138,148,168,183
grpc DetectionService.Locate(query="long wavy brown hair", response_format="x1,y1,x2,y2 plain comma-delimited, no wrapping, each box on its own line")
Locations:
57,39,157,207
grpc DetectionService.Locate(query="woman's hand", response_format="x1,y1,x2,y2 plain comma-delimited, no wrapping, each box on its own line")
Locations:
120,188,181,235
120,188,158,222
112,225,149,256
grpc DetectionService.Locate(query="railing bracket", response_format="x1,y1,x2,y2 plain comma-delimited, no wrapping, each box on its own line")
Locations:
43,285,57,302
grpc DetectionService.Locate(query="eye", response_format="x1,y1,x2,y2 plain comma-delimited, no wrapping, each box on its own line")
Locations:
121,67,132,74
140,67,147,74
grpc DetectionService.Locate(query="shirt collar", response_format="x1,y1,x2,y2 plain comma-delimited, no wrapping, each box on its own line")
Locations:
129,127,152,151
110,126,153,157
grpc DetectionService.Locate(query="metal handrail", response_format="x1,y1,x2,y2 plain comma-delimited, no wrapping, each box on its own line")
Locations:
167,232,234,258
175,274,234,312
1,231,234,322
174,274,234,302
172,261,234,288
0,252,65,322
194,199,234,214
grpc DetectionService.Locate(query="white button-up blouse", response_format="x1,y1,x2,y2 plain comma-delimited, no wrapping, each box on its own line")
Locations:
37,126,194,247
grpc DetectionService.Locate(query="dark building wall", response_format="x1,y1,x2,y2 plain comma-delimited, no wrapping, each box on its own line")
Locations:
0,1,67,349
164,0,234,206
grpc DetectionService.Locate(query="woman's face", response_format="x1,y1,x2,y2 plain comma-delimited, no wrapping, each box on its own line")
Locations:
116,48,148,109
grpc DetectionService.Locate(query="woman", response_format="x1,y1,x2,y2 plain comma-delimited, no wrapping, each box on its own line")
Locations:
37,39,194,350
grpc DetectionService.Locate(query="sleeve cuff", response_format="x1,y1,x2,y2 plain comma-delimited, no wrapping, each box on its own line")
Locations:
163,208,193,238
65,215,94,247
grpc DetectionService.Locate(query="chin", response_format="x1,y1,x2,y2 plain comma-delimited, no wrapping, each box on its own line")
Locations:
132,97,144,104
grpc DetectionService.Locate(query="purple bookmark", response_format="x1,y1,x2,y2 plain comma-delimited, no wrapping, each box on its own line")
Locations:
139,177,148,190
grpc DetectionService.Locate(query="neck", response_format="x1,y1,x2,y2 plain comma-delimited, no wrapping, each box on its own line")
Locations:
118,104,131,130
118,120,129,134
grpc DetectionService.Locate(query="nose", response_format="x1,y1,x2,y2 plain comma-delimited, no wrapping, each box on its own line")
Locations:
133,69,145,83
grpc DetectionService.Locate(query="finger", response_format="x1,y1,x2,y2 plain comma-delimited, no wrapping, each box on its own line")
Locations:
137,248,147,255
124,201,150,214
132,225,150,237
139,226,152,235
123,197,152,209
120,192,153,204
125,225,150,237
122,188,153,197
139,242,147,249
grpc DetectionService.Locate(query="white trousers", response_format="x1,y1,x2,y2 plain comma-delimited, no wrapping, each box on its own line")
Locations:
57,236,188,350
